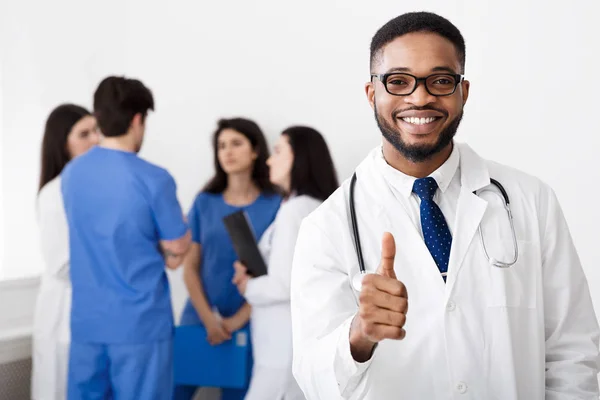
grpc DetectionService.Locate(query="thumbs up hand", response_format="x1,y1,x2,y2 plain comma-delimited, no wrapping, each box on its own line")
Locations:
349,232,408,362
377,231,397,279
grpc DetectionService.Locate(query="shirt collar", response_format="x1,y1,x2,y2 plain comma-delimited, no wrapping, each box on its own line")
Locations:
376,142,460,198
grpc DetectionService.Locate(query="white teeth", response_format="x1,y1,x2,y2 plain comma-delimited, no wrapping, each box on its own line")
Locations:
402,117,437,125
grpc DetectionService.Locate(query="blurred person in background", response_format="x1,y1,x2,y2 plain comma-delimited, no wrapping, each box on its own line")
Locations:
62,76,190,399
173,118,281,400
32,103,100,400
232,126,338,400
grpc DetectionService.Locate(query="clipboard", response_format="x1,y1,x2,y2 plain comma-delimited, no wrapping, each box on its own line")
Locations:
222,210,268,277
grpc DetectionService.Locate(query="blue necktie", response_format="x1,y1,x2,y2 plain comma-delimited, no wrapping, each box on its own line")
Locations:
412,177,452,279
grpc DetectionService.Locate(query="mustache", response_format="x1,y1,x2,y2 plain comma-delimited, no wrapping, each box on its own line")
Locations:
392,106,448,118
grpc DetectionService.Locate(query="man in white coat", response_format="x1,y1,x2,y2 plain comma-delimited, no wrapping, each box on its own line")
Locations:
290,11,600,400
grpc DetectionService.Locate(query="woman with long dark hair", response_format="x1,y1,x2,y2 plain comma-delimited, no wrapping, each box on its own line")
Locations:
174,118,281,400
232,126,339,400
32,104,99,400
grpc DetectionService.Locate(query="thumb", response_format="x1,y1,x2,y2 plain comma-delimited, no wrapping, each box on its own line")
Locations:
376,232,397,279
234,261,246,273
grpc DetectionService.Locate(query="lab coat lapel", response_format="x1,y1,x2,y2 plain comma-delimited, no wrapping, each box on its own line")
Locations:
447,143,490,286
359,152,445,289
447,188,487,285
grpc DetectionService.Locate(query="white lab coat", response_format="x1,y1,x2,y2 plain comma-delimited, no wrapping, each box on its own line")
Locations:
244,195,320,400
290,143,600,400
31,176,71,400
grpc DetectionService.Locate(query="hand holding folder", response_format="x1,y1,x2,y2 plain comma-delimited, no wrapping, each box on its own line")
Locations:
222,210,268,277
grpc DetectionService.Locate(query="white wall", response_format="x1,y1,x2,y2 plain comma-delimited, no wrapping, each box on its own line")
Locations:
2,0,599,330
1,23,5,276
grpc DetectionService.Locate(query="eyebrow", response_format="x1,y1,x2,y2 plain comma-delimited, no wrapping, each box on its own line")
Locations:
384,66,458,74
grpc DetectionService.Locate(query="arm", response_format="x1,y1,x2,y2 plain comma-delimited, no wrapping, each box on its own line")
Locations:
291,218,373,400
222,303,252,334
183,243,214,324
244,204,305,307
541,186,600,399
183,242,231,344
161,230,192,269
244,275,288,306
151,173,190,269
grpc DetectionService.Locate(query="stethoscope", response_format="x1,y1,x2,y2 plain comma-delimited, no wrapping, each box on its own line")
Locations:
349,172,519,291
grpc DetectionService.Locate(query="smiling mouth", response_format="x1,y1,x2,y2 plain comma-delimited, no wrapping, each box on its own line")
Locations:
400,117,441,125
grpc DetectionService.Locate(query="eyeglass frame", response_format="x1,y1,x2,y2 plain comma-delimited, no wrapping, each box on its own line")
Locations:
370,72,465,97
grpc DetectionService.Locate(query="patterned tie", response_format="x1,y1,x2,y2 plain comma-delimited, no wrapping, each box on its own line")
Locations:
412,177,452,279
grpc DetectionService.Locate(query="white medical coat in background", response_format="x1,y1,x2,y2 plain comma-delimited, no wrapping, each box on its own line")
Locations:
244,195,321,400
31,176,71,400
290,142,600,400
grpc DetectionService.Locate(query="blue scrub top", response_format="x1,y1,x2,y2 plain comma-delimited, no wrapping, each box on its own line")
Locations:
62,147,188,344
180,191,280,325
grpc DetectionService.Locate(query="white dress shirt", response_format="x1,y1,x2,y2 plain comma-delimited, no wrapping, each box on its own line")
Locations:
376,143,461,238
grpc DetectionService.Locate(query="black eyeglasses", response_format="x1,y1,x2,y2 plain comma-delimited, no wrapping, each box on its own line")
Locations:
370,72,464,96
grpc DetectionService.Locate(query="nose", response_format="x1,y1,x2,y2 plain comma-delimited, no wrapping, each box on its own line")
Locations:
404,81,437,107
221,147,234,158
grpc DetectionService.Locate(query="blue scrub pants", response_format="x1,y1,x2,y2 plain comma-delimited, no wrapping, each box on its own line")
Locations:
68,339,172,400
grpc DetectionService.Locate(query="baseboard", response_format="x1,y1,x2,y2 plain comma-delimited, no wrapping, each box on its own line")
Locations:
0,276,39,340
0,277,38,364
0,332,32,364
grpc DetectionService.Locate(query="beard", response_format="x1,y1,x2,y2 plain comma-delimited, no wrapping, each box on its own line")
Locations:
374,101,463,163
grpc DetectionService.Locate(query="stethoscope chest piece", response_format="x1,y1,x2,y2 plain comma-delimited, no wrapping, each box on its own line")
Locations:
351,271,367,292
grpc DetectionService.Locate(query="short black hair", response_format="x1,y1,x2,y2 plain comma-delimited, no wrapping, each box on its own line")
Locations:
370,12,466,73
93,76,154,137
203,118,276,195
283,126,339,201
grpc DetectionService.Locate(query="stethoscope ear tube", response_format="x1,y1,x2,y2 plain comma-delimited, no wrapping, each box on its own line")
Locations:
473,179,518,268
349,173,519,292
350,173,366,274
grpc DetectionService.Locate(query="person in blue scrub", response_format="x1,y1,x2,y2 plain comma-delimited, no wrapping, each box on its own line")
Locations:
61,76,191,400
173,118,281,400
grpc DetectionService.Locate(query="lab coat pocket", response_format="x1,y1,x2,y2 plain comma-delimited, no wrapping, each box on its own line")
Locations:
486,240,537,309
